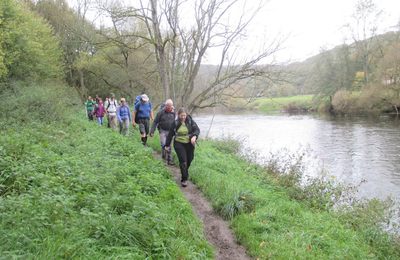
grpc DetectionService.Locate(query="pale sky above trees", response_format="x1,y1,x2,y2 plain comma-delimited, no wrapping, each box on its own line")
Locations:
255,0,400,63
69,0,400,64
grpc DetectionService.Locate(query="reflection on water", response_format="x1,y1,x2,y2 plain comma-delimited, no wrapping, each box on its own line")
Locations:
195,113,400,201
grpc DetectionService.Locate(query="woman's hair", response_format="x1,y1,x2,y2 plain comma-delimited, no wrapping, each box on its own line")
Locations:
177,107,187,115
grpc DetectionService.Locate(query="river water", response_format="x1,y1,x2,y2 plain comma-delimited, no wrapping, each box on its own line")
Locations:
195,113,400,202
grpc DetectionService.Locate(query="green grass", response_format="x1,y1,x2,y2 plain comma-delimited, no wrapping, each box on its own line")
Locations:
185,140,400,259
0,83,213,259
249,95,314,113
2,82,399,259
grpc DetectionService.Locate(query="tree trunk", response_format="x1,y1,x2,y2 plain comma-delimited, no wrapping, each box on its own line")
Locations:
78,69,86,97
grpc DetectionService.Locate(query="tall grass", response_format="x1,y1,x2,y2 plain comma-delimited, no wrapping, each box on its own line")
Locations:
0,82,213,259
187,138,400,259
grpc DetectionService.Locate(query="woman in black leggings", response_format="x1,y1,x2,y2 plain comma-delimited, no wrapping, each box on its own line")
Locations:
165,108,200,187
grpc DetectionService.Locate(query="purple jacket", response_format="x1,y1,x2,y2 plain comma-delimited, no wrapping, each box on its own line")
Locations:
94,103,105,117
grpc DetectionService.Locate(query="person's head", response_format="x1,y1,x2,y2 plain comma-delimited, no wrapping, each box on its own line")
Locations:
120,97,126,104
110,93,115,99
177,107,187,122
88,96,92,100
141,94,149,103
165,99,173,112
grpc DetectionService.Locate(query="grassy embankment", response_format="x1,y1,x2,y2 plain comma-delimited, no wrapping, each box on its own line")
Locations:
2,83,399,259
148,135,400,258
247,95,314,113
0,82,213,259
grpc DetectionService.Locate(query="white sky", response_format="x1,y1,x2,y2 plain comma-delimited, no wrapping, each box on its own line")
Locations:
70,0,400,65
244,0,400,64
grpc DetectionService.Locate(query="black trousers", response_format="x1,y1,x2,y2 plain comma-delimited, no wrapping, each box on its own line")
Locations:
173,141,195,182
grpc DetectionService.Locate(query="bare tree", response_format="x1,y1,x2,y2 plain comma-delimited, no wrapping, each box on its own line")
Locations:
346,0,383,85
135,0,283,113
84,0,161,100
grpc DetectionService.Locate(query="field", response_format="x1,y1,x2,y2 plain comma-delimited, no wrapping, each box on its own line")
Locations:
248,95,314,113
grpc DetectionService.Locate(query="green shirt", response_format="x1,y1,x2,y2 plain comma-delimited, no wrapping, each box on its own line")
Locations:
175,123,190,143
85,100,96,111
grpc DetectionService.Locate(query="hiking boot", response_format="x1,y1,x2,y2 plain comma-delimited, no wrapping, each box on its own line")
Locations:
181,181,187,187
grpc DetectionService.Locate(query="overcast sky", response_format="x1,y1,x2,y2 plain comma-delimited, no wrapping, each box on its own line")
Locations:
70,0,400,65
247,0,400,64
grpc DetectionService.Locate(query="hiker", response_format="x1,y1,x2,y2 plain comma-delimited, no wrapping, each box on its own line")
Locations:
117,97,132,136
165,107,200,187
84,96,96,121
104,97,110,127
106,93,118,130
93,98,105,125
150,99,176,165
132,94,154,145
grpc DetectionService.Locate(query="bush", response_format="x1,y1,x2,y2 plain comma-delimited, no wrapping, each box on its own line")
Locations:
332,90,361,114
0,82,79,126
0,0,62,83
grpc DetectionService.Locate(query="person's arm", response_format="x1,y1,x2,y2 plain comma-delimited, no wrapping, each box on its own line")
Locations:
150,111,161,136
189,117,200,145
150,110,154,121
132,103,138,126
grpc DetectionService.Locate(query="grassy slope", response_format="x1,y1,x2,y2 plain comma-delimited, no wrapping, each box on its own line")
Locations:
147,137,400,259
0,83,213,259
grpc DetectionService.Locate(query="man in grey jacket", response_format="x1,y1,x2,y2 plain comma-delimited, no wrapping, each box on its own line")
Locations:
150,99,176,165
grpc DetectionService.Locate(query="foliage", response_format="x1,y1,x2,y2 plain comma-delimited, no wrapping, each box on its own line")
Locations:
331,90,361,114
189,139,400,258
0,0,62,83
0,82,213,259
208,137,241,155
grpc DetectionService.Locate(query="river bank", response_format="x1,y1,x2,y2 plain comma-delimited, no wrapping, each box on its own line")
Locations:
195,113,400,202
1,83,399,258
148,135,400,259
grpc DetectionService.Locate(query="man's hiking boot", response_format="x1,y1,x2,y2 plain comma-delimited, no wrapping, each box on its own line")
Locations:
181,181,188,187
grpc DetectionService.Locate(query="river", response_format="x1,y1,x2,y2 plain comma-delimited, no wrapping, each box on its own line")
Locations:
195,113,400,202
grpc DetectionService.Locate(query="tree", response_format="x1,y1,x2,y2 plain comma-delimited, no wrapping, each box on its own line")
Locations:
135,0,283,113
0,0,62,83
32,0,98,97
378,42,400,113
311,44,356,106
346,0,383,85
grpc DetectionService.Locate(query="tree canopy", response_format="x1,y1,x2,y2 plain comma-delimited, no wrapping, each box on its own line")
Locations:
0,0,62,83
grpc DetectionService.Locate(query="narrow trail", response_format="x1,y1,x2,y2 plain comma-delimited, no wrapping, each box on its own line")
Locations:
153,152,251,260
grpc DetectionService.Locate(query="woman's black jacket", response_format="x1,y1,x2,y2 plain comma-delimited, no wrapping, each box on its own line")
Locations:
165,115,200,146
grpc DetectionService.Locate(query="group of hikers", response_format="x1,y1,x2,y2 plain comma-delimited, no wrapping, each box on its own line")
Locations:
84,93,200,187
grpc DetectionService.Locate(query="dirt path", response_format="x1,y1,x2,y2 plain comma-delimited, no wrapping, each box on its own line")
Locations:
154,152,251,260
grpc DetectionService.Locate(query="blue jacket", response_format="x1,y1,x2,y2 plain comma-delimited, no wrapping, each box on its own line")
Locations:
135,102,152,119
117,105,132,122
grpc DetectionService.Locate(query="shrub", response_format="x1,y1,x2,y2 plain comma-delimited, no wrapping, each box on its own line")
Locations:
0,0,62,83
332,90,361,114
0,82,79,126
